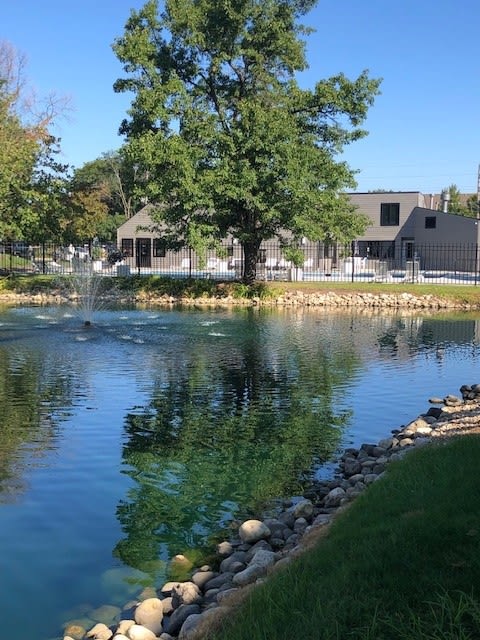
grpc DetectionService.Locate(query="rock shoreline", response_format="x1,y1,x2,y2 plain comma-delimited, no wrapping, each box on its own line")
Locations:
0,289,478,310
62,384,480,640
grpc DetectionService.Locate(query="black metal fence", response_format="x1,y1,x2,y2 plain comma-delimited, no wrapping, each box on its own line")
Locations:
1,240,480,285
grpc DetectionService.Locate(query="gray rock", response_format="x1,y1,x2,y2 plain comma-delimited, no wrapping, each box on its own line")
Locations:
167,604,202,636
312,513,332,527
191,570,217,590
232,551,276,586
270,536,285,549
342,457,362,476
444,395,462,406
378,437,395,449
292,499,313,519
203,588,220,603
219,551,247,573
178,613,203,639
293,517,308,534
202,572,234,591
244,540,273,562
324,486,346,507
262,518,286,539
216,587,240,603
277,511,296,528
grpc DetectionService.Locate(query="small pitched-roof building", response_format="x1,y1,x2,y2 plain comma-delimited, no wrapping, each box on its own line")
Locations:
116,192,480,276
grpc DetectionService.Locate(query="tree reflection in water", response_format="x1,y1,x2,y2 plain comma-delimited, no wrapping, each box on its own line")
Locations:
114,310,358,580
0,347,74,501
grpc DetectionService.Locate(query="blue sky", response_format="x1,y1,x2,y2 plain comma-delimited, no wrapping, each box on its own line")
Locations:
2,0,480,194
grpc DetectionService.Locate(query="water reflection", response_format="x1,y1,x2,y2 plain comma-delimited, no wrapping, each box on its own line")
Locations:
0,306,479,639
0,346,74,501
114,309,356,577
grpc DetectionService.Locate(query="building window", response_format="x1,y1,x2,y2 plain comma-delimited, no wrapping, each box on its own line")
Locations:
121,238,133,257
380,203,400,226
425,216,436,229
153,238,166,257
365,241,395,259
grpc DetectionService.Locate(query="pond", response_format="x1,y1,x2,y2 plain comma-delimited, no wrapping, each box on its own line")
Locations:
0,303,479,639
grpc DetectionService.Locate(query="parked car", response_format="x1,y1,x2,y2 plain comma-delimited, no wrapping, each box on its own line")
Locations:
0,242,32,258
12,242,31,258
74,246,90,260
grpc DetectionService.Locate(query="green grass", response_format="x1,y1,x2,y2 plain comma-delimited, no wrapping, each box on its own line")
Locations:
204,436,480,640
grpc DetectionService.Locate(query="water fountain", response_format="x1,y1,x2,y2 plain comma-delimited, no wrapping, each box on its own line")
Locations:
67,269,109,326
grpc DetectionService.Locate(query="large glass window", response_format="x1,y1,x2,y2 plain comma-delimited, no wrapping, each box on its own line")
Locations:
380,203,400,226
153,239,166,257
121,238,133,257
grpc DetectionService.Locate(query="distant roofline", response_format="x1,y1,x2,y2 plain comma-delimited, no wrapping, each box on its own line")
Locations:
346,191,422,195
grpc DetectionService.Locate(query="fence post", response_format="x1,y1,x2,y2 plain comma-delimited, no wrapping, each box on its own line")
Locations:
351,241,355,283
476,243,479,286
42,242,46,275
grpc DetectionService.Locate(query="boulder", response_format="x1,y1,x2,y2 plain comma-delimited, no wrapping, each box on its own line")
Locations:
126,624,157,640
171,582,202,607
64,624,86,640
134,598,164,635
238,519,271,544
86,623,113,640
232,550,277,587
292,499,313,519
167,604,202,636
324,486,346,507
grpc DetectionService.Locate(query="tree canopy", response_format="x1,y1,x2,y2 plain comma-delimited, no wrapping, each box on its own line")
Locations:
113,0,380,282
0,40,70,242
443,184,479,218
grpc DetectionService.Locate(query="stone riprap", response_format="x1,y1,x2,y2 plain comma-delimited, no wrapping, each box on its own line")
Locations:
0,289,478,309
62,384,480,640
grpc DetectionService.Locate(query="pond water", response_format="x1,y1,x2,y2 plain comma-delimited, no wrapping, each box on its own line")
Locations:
0,303,479,639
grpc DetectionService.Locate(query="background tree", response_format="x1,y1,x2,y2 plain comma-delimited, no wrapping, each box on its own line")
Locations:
113,0,379,283
0,40,70,241
72,150,141,222
442,183,480,218
64,185,110,245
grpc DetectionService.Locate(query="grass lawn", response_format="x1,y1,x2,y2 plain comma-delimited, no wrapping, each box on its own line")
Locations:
204,436,480,640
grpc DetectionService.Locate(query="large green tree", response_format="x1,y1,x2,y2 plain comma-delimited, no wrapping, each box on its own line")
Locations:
0,41,69,241
113,0,380,282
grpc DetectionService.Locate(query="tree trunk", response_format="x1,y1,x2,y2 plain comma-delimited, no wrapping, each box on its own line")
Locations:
242,239,261,285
